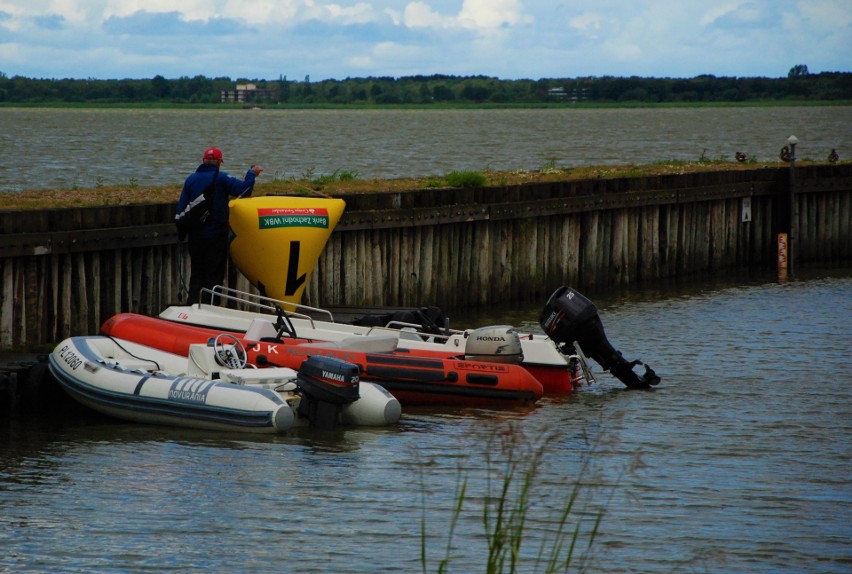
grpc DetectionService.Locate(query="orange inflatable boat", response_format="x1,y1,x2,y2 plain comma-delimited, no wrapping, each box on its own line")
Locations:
101,313,544,407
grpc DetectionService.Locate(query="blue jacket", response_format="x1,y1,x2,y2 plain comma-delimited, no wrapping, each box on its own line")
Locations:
177,163,256,240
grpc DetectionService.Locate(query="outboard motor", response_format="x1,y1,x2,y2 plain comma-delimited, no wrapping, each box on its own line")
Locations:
539,286,660,389
464,326,524,364
296,356,361,429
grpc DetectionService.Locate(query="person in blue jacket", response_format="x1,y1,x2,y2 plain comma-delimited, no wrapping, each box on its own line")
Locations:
177,147,263,304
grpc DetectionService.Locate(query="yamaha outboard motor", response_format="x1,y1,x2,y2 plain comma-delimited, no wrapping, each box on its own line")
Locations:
296,356,361,429
539,286,660,389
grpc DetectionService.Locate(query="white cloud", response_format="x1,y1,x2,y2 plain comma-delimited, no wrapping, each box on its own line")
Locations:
0,0,849,80
42,0,89,23
568,13,605,39
346,54,373,68
797,0,852,29
403,2,451,28
384,8,402,26
701,1,767,28
603,39,643,63
402,0,530,31
102,0,200,18
325,2,375,24
457,0,529,30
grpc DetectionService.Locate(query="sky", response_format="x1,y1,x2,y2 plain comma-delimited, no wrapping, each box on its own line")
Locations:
0,0,849,81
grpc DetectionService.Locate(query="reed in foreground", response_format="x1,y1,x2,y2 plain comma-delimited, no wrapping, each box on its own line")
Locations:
419,423,615,573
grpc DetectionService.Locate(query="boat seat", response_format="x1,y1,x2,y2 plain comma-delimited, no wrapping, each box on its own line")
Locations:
218,367,298,388
245,318,279,341
298,334,399,354
366,326,424,341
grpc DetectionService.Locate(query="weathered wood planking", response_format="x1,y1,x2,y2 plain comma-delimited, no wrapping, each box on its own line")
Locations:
1,166,850,350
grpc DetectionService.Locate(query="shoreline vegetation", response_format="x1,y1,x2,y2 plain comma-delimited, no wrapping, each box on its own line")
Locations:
1,69,849,106
1,100,851,110
3,158,846,212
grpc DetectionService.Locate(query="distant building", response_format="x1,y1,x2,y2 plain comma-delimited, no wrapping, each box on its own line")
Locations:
547,87,567,100
220,83,277,103
570,87,590,103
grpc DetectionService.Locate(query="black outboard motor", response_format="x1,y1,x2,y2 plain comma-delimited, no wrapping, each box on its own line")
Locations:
296,356,361,429
539,286,660,389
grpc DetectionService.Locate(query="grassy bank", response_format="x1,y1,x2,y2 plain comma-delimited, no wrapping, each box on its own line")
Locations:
1,100,850,111
2,159,844,212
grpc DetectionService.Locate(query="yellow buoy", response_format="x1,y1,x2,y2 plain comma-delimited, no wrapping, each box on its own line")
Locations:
229,196,346,304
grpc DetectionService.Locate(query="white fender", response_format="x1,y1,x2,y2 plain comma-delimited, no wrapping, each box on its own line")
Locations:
272,403,296,431
341,382,401,426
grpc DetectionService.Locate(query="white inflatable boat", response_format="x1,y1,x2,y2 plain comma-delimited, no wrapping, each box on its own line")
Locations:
48,334,401,434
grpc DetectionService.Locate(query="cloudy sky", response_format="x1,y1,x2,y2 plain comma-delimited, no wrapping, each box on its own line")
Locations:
0,0,849,81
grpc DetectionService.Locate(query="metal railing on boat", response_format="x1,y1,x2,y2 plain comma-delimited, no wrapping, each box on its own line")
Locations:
201,285,463,339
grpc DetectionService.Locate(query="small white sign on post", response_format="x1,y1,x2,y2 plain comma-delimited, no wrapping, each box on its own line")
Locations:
742,197,752,223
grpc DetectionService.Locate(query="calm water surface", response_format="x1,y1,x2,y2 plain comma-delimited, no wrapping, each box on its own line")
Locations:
1,106,849,193
2,268,850,572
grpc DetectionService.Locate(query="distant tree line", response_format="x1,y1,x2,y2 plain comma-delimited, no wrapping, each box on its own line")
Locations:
1,67,849,105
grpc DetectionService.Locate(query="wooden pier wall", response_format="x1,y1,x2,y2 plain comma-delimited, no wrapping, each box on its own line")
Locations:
1,165,850,350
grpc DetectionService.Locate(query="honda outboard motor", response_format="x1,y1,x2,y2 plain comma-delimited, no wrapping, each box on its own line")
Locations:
296,356,361,429
539,286,660,389
464,326,524,364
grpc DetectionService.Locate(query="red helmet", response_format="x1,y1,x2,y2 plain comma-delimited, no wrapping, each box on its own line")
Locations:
202,147,223,162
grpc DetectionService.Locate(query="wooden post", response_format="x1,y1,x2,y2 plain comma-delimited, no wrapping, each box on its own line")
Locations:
777,232,789,281
786,136,798,275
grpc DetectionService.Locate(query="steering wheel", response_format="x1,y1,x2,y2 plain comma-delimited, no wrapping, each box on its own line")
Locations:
274,304,297,339
213,334,247,369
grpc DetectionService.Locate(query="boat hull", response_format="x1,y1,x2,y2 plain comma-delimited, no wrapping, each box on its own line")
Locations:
50,336,293,433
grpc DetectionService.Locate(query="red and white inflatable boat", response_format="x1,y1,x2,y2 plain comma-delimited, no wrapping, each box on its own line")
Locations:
101,312,547,407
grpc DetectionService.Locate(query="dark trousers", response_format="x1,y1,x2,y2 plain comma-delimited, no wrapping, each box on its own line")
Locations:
187,233,229,305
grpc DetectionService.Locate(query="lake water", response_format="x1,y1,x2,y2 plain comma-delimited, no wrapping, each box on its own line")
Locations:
1,106,849,193
2,107,850,571
2,267,850,573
